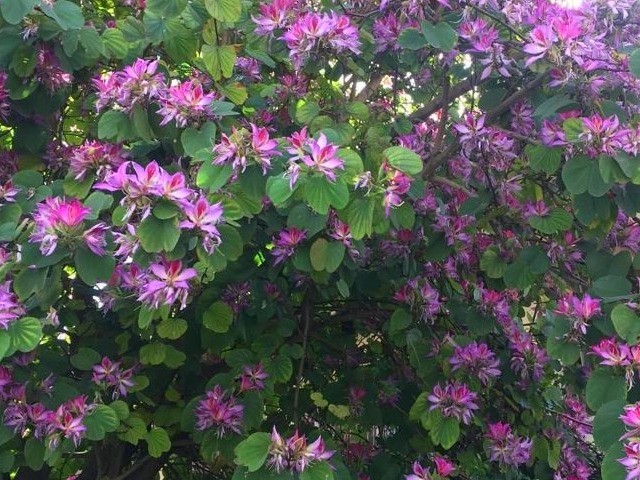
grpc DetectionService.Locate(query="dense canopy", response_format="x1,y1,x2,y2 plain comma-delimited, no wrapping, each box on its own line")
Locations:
1,0,640,479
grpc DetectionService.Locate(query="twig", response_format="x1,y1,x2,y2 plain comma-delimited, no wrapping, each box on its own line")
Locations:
434,67,450,152
293,288,314,426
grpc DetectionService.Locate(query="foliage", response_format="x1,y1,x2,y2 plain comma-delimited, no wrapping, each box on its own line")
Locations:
0,0,639,479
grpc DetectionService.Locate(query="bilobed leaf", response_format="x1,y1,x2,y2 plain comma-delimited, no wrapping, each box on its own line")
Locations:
234,432,271,472
303,176,349,214
346,199,374,240
74,248,116,286
296,101,320,124
24,438,45,471
266,175,295,205
420,21,458,51
8,317,42,353
197,162,233,192
534,95,576,119
203,301,233,333
70,347,101,370
528,208,573,234
562,155,612,197
205,0,241,22
430,416,460,449
145,427,171,458
384,146,423,175
480,247,506,278
102,28,128,59
157,318,188,340
593,400,625,451
630,49,640,79
586,369,626,411
300,462,334,480
202,44,236,80
140,343,167,365
398,28,428,50
611,304,640,345
137,216,181,253
84,405,120,441
602,443,627,480
1,0,40,25
119,417,148,445
40,0,84,30
526,144,563,174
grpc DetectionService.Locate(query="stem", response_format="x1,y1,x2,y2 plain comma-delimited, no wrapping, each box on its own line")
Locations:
293,287,314,426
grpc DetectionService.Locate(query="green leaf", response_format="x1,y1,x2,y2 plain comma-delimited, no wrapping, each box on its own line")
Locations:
1,0,39,24
266,175,295,205
266,354,292,382
592,275,632,299
303,177,349,214
562,155,612,196
528,208,573,234
24,438,45,471
153,200,180,220
8,317,42,353
140,343,167,365
398,28,428,50
545,317,580,365
309,239,345,273
593,400,625,451
182,122,216,157
563,118,585,143
40,0,84,30
203,301,233,333
197,162,233,192
534,95,576,119
630,49,640,79
75,248,115,286
234,432,271,472
98,111,133,141
157,318,188,340
389,308,412,333
202,44,236,81
0,332,10,360
84,405,120,441
384,146,423,175
611,304,640,344
119,416,148,445
205,0,241,21
480,247,506,279
345,199,374,240
586,369,626,411
102,28,128,59
145,427,171,458
63,173,94,199
70,347,101,370
110,400,130,421
287,204,327,238
137,216,181,253
420,21,458,51
296,101,320,124
79,26,105,57
430,416,460,449
525,144,562,174
602,442,626,480
300,462,334,480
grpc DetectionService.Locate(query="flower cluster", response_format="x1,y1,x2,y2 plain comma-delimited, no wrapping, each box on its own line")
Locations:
156,80,219,127
68,140,128,181
449,342,501,386
0,71,9,121
285,129,345,186
405,456,455,479
213,124,281,176
485,422,533,467
91,357,136,399
271,227,307,265
427,381,479,425
0,282,25,330
238,363,268,392
29,197,108,256
555,292,602,336
195,385,244,437
267,427,334,473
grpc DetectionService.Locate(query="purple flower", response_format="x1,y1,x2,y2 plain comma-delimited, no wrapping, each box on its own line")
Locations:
427,382,479,424
68,141,128,181
195,385,244,437
523,25,557,66
251,0,296,36
138,259,198,310
267,427,334,473
621,442,640,480
0,71,9,120
156,80,217,127
271,227,307,265
92,357,136,399
449,342,501,386
221,281,251,314
238,363,268,392
82,223,109,256
0,282,25,330
300,134,344,182
485,422,533,466
213,124,281,175
180,196,223,254
29,197,92,256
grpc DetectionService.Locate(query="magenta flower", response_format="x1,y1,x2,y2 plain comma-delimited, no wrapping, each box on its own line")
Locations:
180,196,223,254
405,461,430,480
591,338,631,367
156,80,217,127
621,404,640,439
29,197,92,255
523,25,557,66
34,45,72,92
433,456,455,477
383,167,412,217
138,259,198,310
251,0,296,36
238,363,268,392
485,422,533,466
620,441,640,480
579,114,624,157
51,405,87,447
82,223,109,256
301,134,344,182
427,381,479,424
68,141,128,180
221,281,251,314
0,281,25,330
251,124,281,173
92,357,136,399
0,71,9,120
213,124,280,175
195,385,244,437
267,427,334,473
271,227,307,265
449,342,501,386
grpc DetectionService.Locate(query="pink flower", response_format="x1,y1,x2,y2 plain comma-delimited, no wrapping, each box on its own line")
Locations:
267,427,334,473
92,357,135,399
195,385,244,437
427,381,479,424
449,342,501,385
251,124,281,173
68,141,128,180
621,404,640,439
0,71,9,120
486,422,532,466
30,197,92,256
301,134,344,181
138,259,198,310
156,80,217,127
238,363,268,392
591,338,631,367
620,441,640,480
251,0,296,36
271,227,307,265
523,25,557,66
433,456,455,476
180,196,223,254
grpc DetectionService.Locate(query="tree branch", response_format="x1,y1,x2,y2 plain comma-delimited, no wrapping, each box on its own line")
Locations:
410,76,484,121
293,288,314,426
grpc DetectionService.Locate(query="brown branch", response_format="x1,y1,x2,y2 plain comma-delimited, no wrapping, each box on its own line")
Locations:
355,73,383,102
422,72,549,179
434,67,450,151
410,76,484,121
293,288,314,426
